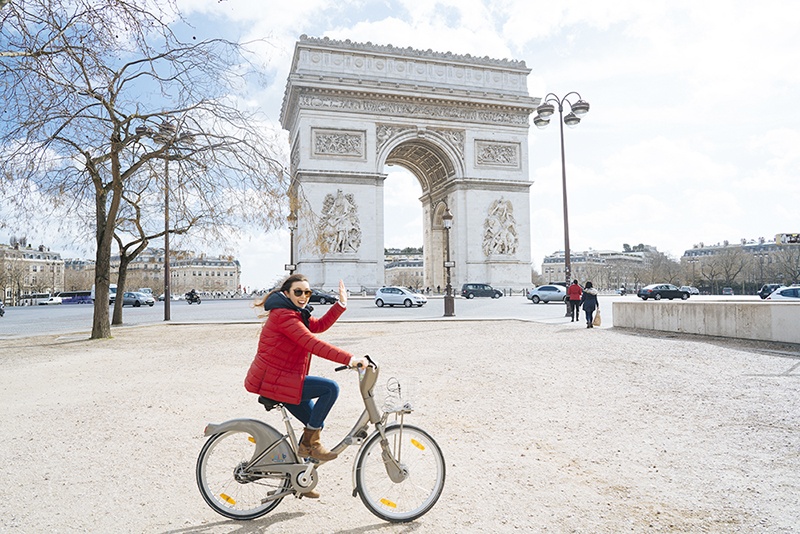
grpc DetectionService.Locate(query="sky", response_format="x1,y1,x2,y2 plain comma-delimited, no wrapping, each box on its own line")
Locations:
7,0,800,290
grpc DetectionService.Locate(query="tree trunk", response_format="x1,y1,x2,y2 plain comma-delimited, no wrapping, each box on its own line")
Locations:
91,198,113,338
112,257,131,325
91,162,124,338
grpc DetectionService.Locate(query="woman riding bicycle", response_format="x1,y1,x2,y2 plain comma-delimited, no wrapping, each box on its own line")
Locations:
245,274,366,497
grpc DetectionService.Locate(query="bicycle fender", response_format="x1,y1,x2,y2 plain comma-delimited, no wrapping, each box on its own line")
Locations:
203,418,278,438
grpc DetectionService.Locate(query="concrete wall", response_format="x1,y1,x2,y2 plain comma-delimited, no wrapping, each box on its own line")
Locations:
612,301,800,344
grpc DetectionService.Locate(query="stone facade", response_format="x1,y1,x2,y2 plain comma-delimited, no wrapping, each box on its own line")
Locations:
0,244,65,304
280,36,539,290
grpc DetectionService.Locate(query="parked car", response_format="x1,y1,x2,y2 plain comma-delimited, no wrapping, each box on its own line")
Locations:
38,295,63,305
122,291,155,307
527,284,568,304
461,283,502,299
310,288,338,305
680,286,700,295
637,284,689,301
721,287,734,296
758,284,783,299
766,286,800,300
374,286,427,308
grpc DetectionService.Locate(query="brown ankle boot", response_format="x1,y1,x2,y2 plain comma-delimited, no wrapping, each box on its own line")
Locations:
301,488,320,499
298,427,338,461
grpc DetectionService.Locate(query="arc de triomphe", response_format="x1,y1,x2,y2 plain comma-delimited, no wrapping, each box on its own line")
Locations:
280,36,539,291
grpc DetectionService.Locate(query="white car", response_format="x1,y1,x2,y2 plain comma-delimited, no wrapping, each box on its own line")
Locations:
374,287,427,308
680,286,700,295
766,286,800,300
38,296,62,305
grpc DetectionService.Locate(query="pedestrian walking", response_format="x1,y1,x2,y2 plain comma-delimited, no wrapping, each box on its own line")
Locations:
567,279,583,322
580,281,599,328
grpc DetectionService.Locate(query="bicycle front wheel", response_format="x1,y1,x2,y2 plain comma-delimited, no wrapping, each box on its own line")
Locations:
355,424,445,522
196,430,291,520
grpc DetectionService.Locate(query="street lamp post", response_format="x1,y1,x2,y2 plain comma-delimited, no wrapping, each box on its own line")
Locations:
442,207,455,317
286,211,298,274
136,121,195,321
533,93,590,313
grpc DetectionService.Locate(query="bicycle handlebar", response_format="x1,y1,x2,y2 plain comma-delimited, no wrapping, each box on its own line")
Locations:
335,355,375,372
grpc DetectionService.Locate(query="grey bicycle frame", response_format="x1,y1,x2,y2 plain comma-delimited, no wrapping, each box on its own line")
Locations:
202,362,410,497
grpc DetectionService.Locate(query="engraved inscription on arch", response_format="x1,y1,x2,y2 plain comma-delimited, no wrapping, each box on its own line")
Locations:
312,128,365,158
475,140,520,168
483,198,518,256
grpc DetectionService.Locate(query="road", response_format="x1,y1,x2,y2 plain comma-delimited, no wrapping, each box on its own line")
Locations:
0,293,761,338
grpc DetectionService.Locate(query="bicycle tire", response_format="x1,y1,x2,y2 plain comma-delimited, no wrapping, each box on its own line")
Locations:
355,424,445,522
196,430,292,520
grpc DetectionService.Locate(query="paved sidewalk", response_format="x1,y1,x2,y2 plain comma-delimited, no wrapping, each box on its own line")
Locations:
1,320,799,532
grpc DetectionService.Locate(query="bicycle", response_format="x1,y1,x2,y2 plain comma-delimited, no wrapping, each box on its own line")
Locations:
196,356,446,523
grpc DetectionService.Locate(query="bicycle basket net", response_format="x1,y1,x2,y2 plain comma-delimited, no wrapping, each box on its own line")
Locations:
382,376,416,413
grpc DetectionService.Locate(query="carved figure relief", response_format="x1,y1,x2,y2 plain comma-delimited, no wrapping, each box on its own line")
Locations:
320,190,361,254
376,124,414,153
475,140,520,167
300,94,529,126
312,129,365,157
483,198,518,256
432,128,465,158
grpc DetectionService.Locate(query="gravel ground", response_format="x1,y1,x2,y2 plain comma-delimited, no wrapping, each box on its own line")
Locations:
1,320,799,533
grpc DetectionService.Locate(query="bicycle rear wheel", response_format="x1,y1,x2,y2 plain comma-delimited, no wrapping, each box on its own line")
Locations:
355,424,445,522
196,430,291,520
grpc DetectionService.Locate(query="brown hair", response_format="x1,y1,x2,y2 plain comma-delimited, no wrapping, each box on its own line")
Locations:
253,273,309,308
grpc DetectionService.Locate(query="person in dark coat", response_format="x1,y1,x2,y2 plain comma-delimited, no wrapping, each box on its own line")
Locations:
580,280,599,328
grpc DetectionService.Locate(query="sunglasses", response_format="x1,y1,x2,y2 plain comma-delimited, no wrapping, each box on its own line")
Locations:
292,289,313,297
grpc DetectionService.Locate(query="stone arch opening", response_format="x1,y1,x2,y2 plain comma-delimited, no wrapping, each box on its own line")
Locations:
381,135,461,291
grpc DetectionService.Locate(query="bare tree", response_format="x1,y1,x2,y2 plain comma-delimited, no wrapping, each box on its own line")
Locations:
716,247,748,288
699,257,723,294
1,1,287,337
773,247,800,284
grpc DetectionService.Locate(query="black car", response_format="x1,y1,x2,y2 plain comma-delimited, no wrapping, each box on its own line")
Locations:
637,284,690,301
310,288,338,305
758,284,782,299
461,283,502,299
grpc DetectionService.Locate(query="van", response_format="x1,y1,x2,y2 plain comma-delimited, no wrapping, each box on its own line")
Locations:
91,284,118,304
722,287,734,296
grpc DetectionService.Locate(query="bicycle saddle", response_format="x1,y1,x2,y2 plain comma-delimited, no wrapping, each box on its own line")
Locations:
258,396,281,411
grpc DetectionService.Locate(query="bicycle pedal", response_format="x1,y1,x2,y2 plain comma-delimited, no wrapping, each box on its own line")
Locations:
302,457,320,465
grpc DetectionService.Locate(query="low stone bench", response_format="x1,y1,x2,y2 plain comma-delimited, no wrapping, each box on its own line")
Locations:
612,300,800,344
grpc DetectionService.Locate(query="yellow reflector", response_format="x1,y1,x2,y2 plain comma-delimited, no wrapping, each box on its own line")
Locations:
248,436,256,443
380,498,397,508
220,493,236,505
411,438,425,450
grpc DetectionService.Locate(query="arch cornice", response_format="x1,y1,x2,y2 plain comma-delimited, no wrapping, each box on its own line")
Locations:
283,88,534,135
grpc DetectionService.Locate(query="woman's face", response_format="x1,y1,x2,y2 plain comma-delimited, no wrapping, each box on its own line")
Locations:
285,280,312,308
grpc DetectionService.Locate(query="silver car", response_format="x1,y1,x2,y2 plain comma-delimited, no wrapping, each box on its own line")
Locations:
527,284,568,304
122,291,155,307
374,287,427,308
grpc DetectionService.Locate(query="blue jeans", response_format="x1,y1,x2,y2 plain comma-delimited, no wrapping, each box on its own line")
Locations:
584,309,595,324
283,376,339,430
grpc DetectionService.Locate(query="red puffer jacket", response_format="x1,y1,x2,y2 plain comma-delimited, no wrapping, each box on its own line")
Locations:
567,284,583,301
244,302,353,404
